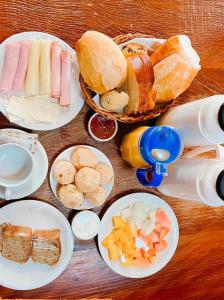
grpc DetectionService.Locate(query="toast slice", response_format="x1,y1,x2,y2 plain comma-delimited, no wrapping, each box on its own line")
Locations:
31,229,61,266
2,224,32,264
122,52,155,115
0,223,6,253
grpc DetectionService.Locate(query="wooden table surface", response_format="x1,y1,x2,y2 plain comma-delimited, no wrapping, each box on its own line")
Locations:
0,1,224,299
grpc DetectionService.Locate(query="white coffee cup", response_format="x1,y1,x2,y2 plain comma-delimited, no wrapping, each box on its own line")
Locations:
0,143,34,200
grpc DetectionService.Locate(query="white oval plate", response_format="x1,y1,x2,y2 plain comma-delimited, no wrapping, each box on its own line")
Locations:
98,192,179,278
50,145,114,210
0,200,74,290
0,128,48,200
0,31,84,131
93,37,165,108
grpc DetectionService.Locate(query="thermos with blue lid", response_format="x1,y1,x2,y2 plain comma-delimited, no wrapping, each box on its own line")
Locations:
120,125,183,187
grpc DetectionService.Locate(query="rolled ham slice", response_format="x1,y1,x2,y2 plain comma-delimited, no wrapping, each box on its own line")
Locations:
24,40,40,96
51,42,62,99
40,40,51,95
0,42,21,94
13,41,31,92
60,51,71,106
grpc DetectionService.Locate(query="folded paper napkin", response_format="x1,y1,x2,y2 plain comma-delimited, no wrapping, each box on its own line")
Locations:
0,129,38,153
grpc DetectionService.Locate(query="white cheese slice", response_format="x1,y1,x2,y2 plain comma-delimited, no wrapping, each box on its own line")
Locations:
6,95,61,123
40,40,51,95
24,40,40,96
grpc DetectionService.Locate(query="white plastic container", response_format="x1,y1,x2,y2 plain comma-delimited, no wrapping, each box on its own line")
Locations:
158,144,224,206
157,95,224,146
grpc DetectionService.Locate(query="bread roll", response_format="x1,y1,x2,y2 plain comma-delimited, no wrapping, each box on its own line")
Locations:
100,90,129,112
85,186,107,207
76,31,127,94
72,147,98,169
122,43,147,56
53,160,76,184
58,184,83,209
95,163,114,185
75,167,101,193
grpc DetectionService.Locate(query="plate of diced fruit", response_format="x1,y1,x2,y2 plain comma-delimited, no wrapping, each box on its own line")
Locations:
98,192,179,278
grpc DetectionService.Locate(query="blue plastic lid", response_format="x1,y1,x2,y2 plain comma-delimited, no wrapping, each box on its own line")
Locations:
136,168,163,187
140,126,182,167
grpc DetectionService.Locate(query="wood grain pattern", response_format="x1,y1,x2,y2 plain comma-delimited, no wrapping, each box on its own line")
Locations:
0,1,224,299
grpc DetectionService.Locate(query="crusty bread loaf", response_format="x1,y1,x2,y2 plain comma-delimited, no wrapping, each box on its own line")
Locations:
76,31,127,94
31,229,61,266
150,35,201,102
2,224,32,264
152,51,200,102
122,52,155,115
150,35,200,66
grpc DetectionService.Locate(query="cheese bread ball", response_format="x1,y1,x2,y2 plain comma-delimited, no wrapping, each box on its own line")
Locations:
95,163,114,185
53,160,76,185
72,147,98,169
75,167,100,193
58,184,83,209
85,186,107,207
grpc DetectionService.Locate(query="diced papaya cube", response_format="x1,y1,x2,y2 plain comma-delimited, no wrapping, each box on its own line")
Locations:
113,228,124,241
149,256,156,264
154,240,168,252
156,208,171,230
145,248,156,258
102,233,115,249
149,230,160,243
108,244,119,261
160,228,169,240
138,232,153,249
112,216,126,228
133,257,151,268
135,248,145,259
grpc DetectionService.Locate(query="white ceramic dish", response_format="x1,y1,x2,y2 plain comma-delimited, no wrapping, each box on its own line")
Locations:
88,113,118,142
50,145,114,210
93,37,165,109
0,128,48,200
0,31,84,131
98,192,179,278
0,200,74,290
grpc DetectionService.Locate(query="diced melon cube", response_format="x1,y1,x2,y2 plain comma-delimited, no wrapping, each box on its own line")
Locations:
108,244,119,261
120,207,132,219
119,231,131,244
123,241,136,256
148,210,156,223
102,233,115,249
140,218,155,236
124,224,134,238
113,228,124,242
121,255,134,266
112,216,126,228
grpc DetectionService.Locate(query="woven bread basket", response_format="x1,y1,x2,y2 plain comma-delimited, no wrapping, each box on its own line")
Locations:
79,33,175,123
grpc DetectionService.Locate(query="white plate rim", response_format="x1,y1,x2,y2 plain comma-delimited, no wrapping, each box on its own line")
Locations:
98,192,179,278
0,199,74,290
0,31,84,131
49,145,114,210
0,128,48,200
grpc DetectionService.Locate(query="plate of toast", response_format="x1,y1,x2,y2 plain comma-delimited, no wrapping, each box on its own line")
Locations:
0,200,74,290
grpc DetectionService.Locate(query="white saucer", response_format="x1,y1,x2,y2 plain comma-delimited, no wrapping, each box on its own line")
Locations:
0,31,84,131
98,192,179,278
0,128,48,200
50,145,114,210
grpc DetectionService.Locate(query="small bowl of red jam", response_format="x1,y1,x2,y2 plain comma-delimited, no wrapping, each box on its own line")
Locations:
88,113,118,142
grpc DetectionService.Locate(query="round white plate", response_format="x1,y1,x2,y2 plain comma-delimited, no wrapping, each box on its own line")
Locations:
0,128,48,200
98,192,179,278
93,37,165,108
0,31,84,131
0,200,74,290
50,145,114,210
